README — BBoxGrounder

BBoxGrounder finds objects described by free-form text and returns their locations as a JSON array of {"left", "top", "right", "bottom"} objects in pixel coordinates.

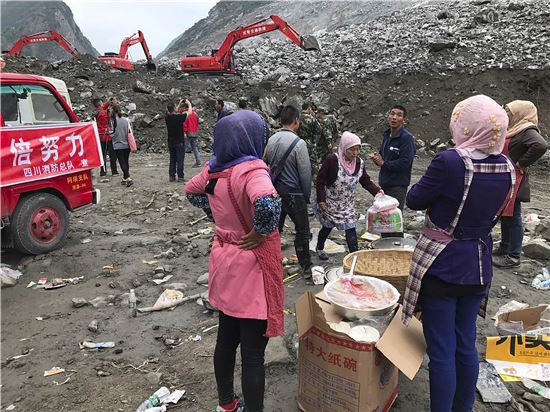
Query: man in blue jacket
[{"left": 370, "top": 105, "right": 416, "bottom": 210}]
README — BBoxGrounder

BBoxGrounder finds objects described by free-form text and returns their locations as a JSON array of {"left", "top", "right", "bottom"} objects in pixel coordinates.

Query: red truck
[{"left": 1, "top": 73, "right": 103, "bottom": 254}]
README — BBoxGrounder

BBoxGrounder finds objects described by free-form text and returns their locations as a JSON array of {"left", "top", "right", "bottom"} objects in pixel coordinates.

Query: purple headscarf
[{"left": 208, "top": 110, "right": 267, "bottom": 173}]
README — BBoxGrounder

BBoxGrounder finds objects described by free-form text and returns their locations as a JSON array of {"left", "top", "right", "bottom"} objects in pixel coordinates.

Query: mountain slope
[
  {"left": 0, "top": 0, "right": 98, "bottom": 60},
  {"left": 158, "top": 0, "right": 416, "bottom": 58}
]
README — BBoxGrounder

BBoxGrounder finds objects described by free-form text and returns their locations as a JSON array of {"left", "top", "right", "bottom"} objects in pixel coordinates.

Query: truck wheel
[{"left": 12, "top": 193, "right": 69, "bottom": 255}]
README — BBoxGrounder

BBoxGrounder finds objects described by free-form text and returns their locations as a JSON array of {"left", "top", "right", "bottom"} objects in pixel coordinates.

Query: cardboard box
[
  {"left": 487, "top": 305, "right": 550, "bottom": 381},
  {"left": 296, "top": 291, "right": 426, "bottom": 412}
]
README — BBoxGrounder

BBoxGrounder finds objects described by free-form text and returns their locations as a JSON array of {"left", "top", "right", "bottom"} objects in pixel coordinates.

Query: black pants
[
  {"left": 115, "top": 149, "right": 130, "bottom": 179},
  {"left": 380, "top": 185, "right": 407, "bottom": 238},
  {"left": 278, "top": 194, "right": 312, "bottom": 271},
  {"left": 100, "top": 140, "right": 118, "bottom": 175},
  {"left": 317, "top": 226, "right": 358, "bottom": 253},
  {"left": 169, "top": 142, "right": 185, "bottom": 178},
  {"left": 214, "top": 312, "right": 268, "bottom": 412}
]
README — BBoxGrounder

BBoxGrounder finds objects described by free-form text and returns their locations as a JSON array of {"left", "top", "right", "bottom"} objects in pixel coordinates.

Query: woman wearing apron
[
  {"left": 402, "top": 95, "right": 514, "bottom": 412},
  {"left": 314, "top": 132, "right": 382, "bottom": 259},
  {"left": 493, "top": 100, "right": 548, "bottom": 268}
]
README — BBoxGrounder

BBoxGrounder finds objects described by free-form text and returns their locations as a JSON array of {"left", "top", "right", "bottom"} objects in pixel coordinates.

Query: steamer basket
[{"left": 342, "top": 249, "right": 412, "bottom": 301}]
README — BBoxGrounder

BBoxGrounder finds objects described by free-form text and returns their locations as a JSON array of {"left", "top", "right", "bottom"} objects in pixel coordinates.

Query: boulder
[
  {"left": 429, "top": 39, "right": 457, "bottom": 52},
  {"left": 259, "top": 96, "right": 281, "bottom": 118},
  {"left": 132, "top": 79, "right": 154, "bottom": 94},
  {"left": 523, "top": 239, "right": 550, "bottom": 260}
]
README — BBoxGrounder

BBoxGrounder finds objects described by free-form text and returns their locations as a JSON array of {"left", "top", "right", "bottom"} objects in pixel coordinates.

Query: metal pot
[
  {"left": 371, "top": 237, "right": 416, "bottom": 250},
  {"left": 324, "top": 275, "right": 400, "bottom": 320}
]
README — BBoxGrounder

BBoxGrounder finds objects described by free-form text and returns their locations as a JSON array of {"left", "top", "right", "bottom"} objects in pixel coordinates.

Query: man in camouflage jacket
[
  {"left": 316, "top": 108, "right": 339, "bottom": 163},
  {"left": 298, "top": 102, "right": 322, "bottom": 172}
]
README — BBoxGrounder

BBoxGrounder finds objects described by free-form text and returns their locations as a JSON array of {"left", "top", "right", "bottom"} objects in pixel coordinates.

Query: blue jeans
[
  {"left": 169, "top": 142, "right": 185, "bottom": 178},
  {"left": 499, "top": 200, "right": 522, "bottom": 258},
  {"left": 188, "top": 136, "right": 201, "bottom": 165},
  {"left": 420, "top": 293, "right": 484, "bottom": 412}
]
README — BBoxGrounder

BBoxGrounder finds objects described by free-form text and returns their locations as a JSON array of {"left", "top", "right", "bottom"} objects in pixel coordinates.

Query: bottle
[
  {"left": 135, "top": 387, "right": 169, "bottom": 411},
  {"left": 129, "top": 289, "right": 137, "bottom": 317}
]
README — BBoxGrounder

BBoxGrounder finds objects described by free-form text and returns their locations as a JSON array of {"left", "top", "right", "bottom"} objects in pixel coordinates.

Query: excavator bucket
[
  {"left": 146, "top": 61, "right": 157, "bottom": 72},
  {"left": 301, "top": 35, "right": 320, "bottom": 51}
]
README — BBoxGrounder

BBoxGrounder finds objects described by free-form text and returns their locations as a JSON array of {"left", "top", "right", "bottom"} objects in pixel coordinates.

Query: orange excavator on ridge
[
  {"left": 179, "top": 15, "right": 320, "bottom": 75},
  {"left": 98, "top": 30, "right": 156, "bottom": 71}
]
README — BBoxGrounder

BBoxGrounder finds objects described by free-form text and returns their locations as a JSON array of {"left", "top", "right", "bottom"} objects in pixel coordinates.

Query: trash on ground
[
  {"left": 311, "top": 266, "right": 325, "bottom": 285},
  {"left": 360, "top": 231, "right": 380, "bottom": 242},
  {"left": 136, "top": 386, "right": 170, "bottom": 411},
  {"left": 44, "top": 367, "right": 65, "bottom": 377},
  {"left": 89, "top": 296, "right": 108, "bottom": 308},
  {"left": 81, "top": 238, "right": 92, "bottom": 244},
  {"left": 38, "top": 276, "right": 84, "bottom": 290},
  {"left": 6, "top": 405, "right": 15, "bottom": 411},
  {"left": 522, "top": 378, "right": 550, "bottom": 399},
  {"left": 202, "top": 324, "right": 218, "bottom": 333},
  {"left": 142, "top": 260, "right": 159, "bottom": 265},
  {"left": 476, "top": 362, "right": 512, "bottom": 403},
  {"left": 153, "top": 248, "right": 177, "bottom": 259},
  {"left": 309, "top": 229, "right": 346, "bottom": 254},
  {"left": 138, "top": 290, "right": 201, "bottom": 313},
  {"left": 102, "top": 264, "right": 114, "bottom": 270},
  {"left": 26, "top": 281, "right": 36, "bottom": 288},
  {"left": 492, "top": 300, "right": 530, "bottom": 321},
  {"left": 150, "top": 275, "right": 173, "bottom": 285},
  {"left": 187, "top": 334, "right": 202, "bottom": 342},
  {"left": 79, "top": 341, "right": 115, "bottom": 349},
  {"left": 53, "top": 376, "right": 71, "bottom": 386},
  {"left": 283, "top": 272, "right": 301, "bottom": 284},
  {"left": 0, "top": 267, "right": 24, "bottom": 288},
  {"left": 129, "top": 289, "right": 137, "bottom": 317},
  {"left": 531, "top": 267, "right": 550, "bottom": 290},
  {"left": 9, "top": 348, "right": 33, "bottom": 361}
]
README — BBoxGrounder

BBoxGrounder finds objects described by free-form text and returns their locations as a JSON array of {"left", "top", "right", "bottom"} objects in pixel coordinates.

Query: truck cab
[{"left": 1, "top": 73, "right": 102, "bottom": 254}]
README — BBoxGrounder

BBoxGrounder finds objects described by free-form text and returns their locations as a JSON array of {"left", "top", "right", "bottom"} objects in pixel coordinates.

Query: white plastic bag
[{"left": 371, "top": 193, "right": 399, "bottom": 212}]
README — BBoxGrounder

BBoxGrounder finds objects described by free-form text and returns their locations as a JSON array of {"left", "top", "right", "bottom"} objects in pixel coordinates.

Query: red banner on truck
[{"left": 0, "top": 122, "right": 103, "bottom": 187}]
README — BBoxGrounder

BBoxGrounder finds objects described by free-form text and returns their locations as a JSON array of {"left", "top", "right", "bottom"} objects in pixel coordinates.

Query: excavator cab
[{"left": 301, "top": 35, "right": 321, "bottom": 51}]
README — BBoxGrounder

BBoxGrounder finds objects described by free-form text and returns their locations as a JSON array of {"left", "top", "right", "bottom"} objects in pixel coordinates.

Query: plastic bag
[
  {"left": 371, "top": 193, "right": 399, "bottom": 212},
  {"left": 325, "top": 275, "right": 399, "bottom": 310},
  {"left": 367, "top": 206, "right": 403, "bottom": 234},
  {"left": 128, "top": 122, "right": 138, "bottom": 153}
]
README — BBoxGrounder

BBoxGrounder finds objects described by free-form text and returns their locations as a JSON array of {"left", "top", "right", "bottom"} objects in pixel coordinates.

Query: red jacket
[
  {"left": 184, "top": 111, "right": 199, "bottom": 135},
  {"left": 94, "top": 102, "right": 111, "bottom": 141}
]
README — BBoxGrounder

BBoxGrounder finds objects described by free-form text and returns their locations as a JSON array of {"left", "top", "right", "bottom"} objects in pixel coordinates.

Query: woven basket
[{"left": 342, "top": 249, "right": 412, "bottom": 302}]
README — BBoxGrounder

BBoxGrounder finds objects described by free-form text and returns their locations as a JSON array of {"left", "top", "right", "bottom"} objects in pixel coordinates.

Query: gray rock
[
  {"left": 508, "top": 2, "right": 525, "bottom": 11},
  {"left": 140, "top": 116, "right": 154, "bottom": 127},
  {"left": 72, "top": 298, "right": 88, "bottom": 308},
  {"left": 139, "top": 236, "right": 164, "bottom": 246},
  {"left": 166, "top": 282, "right": 187, "bottom": 291},
  {"left": 437, "top": 10, "right": 451, "bottom": 19},
  {"left": 259, "top": 96, "right": 281, "bottom": 117},
  {"left": 172, "top": 234, "right": 190, "bottom": 245},
  {"left": 132, "top": 79, "right": 154, "bottom": 94},
  {"left": 80, "top": 91, "right": 93, "bottom": 99},
  {"left": 197, "top": 272, "right": 209, "bottom": 285},
  {"left": 436, "top": 143, "right": 447, "bottom": 152},
  {"left": 430, "top": 138, "right": 441, "bottom": 147},
  {"left": 474, "top": 9, "right": 499, "bottom": 24},
  {"left": 145, "top": 372, "right": 162, "bottom": 385},
  {"left": 126, "top": 102, "right": 137, "bottom": 112},
  {"left": 87, "top": 319, "right": 99, "bottom": 332},
  {"left": 523, "top": 239, "right": 550, "bottom": 260},
  {"left": 429, "top": 39, "right": 457, "bottom": 53},
  {"left": 536, "top": 219, "right": 550, "bottom": 241},
  {"left": 265, "top": 336, "right": 292, "bottom": 366}
]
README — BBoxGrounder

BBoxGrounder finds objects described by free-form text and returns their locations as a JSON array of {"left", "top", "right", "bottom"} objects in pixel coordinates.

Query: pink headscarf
[
  {"left": 450, "top": 95, "right": 509, "bottom": 159},
  {"left": 338, "top": 131, "right": 362, "bottom": 175}
]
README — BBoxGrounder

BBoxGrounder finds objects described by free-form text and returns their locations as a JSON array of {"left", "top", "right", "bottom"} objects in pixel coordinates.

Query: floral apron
[
  {"left": 315, "top": 155, "right": 364, "bottom": 230},
  {"left": 402, "top": 149, "right": 515, "bottom": 325}
]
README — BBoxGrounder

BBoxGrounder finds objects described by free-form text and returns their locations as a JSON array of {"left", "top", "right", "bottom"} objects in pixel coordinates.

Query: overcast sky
[{"left": 64, "top": 0, "right": 218, "bottom": 58}]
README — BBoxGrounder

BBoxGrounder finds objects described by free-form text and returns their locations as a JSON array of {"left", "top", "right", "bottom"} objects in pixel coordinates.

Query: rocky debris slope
[
  {"left": 158, "top": 0, "right": 416, "bottom": 59},
  {"left": 228, "top": 0, "right": 550, "bottom": 82},
  {"left": 0, "top": 1, "right": 98, "bottom": 60}
]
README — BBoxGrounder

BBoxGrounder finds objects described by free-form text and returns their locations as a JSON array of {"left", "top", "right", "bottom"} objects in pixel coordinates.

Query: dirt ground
[{"left": 1, "top": 151, "right": 549, "bottom": 412}]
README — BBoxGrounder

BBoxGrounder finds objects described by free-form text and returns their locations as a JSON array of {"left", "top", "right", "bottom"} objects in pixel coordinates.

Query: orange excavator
[
  {"left": 179, "top": 15, "right": 320, "bottom": 74},
  {"left": 5, "top": 30, "right": 79, "bottom": 58},
  {"left": 98, "top": 30, "right": 156, "bottom": 71}
]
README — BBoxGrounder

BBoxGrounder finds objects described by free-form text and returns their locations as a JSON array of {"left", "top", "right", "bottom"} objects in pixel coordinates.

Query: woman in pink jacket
[{"left": 185, "top": 110, "right": 283, "bottom": 412}]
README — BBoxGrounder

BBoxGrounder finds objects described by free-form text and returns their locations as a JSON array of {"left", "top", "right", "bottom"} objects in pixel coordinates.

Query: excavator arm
[
  {"left": 98, "top": 30, "right": 156, "bottom": 71},
  {"left": 214, "top": 15, "right": 319, "bottom": 67},
  {"left": 180, "top": 15, "right": 318, "bottom": 74},
  {"left": 7, "top": 30, "right": 79, "bottom": 58}
]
